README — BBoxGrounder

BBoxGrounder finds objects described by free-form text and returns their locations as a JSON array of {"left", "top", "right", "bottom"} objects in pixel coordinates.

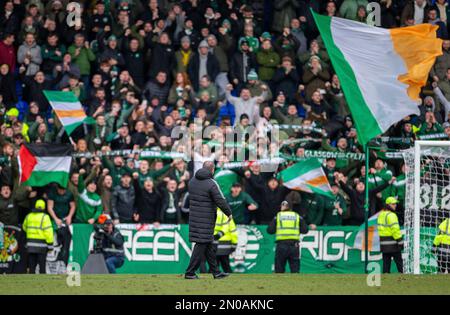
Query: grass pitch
[{"left": 0, "top": 274, "right": 449, "bottom": 295}]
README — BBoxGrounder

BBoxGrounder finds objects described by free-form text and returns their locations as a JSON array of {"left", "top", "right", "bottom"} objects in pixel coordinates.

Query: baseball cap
[
  {"left": 385, "top": 196, "right": 399, "bottom": 205},
  {"left": 35, "top": 199, "right": 46, "bottom": 210}
]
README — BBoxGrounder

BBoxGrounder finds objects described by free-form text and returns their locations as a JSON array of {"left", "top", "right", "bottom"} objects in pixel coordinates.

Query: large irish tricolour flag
[
  {"left": 43, "top": 90, "right": 93, "bottom": 135},
  {"left": 18, "top": 143, "right": 72, "bottom": 188},
  {"left": 312, "top": 12, "right": 442, "bottom": 145}
]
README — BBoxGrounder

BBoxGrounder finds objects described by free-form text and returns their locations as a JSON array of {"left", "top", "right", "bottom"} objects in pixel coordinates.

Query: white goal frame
[{"left": 409, "top": 140, "right": 450, "bottom": 274}]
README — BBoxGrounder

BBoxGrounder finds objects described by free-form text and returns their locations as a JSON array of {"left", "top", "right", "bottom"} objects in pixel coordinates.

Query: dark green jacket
[
  {"left": 323, "top": 194, "right": 347, "bottom": 226},
  {"left": 300, "top": 192, "right": 325, "bottom": 225},
  {"left": 102, "top": 156, "right": 133, "bottom": 186},
  {"left": 225, "top": 192, "right": 258, "bottom": 224},
  {"left": 256, "top": 48, "right": 280, "bottom": 82}
]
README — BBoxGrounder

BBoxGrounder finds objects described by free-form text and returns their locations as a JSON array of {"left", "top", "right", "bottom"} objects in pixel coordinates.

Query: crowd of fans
[{"left": 0, "top": 0, "right": 449, "bottom": 234}]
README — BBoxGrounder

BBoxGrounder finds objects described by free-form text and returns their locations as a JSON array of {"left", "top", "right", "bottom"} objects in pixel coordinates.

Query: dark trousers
[
  {"left": 382, "top": 252, "right": 403, "bottom": 273},
  {"left": 275, "top": 241, "right": 300, "bottom": 273},
  {"left": 217, "top": 255, "right": 232, "bottom": 273},
  {"left": 186, "top": 242, "right": 220, "bottom": 276},
  {"left": 28, "top": 252, "right": 47, "bottom": 274},
  {"left": 57, "top": 226, "right": 72, "bottom": 265}
]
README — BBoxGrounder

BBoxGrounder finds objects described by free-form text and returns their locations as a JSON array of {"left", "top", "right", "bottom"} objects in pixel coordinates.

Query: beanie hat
[
  {"left": 261, "top": 32, "right": 271, "bottom": 40},
  {"left": 107, "top": 35, "right": 117, "bottom": 42},
  {"left": 222, "top": 19, "right": 231, "bottom": 26},
  {"left": 247, "top": 69, "right": 258, "bottom": 81},
  {"left": 198, "top": 40, "right": 209, "bottom": 48},
  {"left": 181, "top": 36, "right": 191, "bottom": 44}
]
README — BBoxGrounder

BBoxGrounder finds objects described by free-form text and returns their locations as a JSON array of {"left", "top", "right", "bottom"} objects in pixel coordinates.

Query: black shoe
[
  {"left": 185, "top": 274, "right": 199, "bottom": 279},
  {"left": 213, "top": 272, "right": 229, "bottom": 279}
]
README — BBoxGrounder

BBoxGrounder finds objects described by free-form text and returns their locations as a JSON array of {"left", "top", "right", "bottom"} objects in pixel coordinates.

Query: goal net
[{"left": 403, "top": 141, "right": 450, "bottom": 274}]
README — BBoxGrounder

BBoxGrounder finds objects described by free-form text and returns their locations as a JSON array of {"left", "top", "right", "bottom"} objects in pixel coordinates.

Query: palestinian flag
[
  {"left": 43, "top": 90, "right": 94, "bottom": 135},
  {"left": 278, "top": 159, "right": 333, "bottom": 198},
  {"left": 18, "top": 143, "right": 72, "bottom": 188},
  {"left": 312, "top": 11, "right": 442, "bottom": 145}
]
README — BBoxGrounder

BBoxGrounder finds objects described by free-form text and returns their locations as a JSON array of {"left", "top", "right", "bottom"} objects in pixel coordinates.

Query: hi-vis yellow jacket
[
  {"left": 377, "top": 209, "right": 403, "bottom": 253},
  {"left": 22, "top": 210, "right": 54, "bottom": 253},
  {"left": 214, "top": 208, "right": 238, "bottom": 254},
  {"left": 433, "top": 219, "right": 450, "bottom": 247}
]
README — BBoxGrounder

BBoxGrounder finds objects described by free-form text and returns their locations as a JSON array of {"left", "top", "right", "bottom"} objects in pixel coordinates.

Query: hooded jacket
[
  {"left": 230, "top": 38, "right": 257, "bottom": 84},
  {"left": 188, "top": 167, "right": 232, "bottom": 243}
]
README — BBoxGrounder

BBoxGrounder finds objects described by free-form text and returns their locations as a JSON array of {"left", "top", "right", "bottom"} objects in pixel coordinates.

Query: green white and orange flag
[
  {"left": 278, "top": 159, "right": 333, "bottom": 198},
  {"left": 312, "top": 11, "right": 443, "bottom": 146},
  {"left": 347, "top": 213, "right": 381, "bottom": 252},
  {"left": 43, "top": 90, "right": 94, "bottom": 135}
]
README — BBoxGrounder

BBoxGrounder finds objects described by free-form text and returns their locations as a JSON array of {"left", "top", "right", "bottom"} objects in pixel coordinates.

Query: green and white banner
[{"left": 70, "top": 224, "right": 397, "bottom": 274}]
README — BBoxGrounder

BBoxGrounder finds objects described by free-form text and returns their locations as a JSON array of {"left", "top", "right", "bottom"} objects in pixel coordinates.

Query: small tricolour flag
[
  {"left": 43, "top": 90, "right": 94, "bottom": 135},
  {"left": 347, "top": 213, "right": 380, "bottom": 252},
  {"left": 312, "top": 11, "right": 442, "bottom": 146},
  {"left": 18, "top": 143, "right": 72, "bottom": 188},
  {"left": 278, "top": 159, "right": 333, "bottom": 198}
]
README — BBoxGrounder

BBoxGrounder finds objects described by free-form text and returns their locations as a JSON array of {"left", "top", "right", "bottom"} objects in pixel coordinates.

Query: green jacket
[
  {"left": 321, "top": 138, "right": 350, "bottom": 169},
  {"left": 75, "top": 175, "right": 102, "bottom": 223},
  {"left": 196, "top": 84, "right": 218, "bottom": 104},
  {"left": 323, "top": 194, "right": 347, "bottom": 226},
  {"left": 256, "top": 48, "right": 280, "bottom": 82},
  {"left": 418, "top": 122, "right": 445, "bottom": 136},
  {"left": 41, "top": 44, "right": 66, "bottom": 64},
  {"left": 28, "top": 121, "right": 55, "bottom": 143},
  {"left": 272, "top": 106, "right": 302, "bottom": 137},
  {"left": 225, "top": 192, "right": 258, "bottom": 224},
  {"left": 105, "top": 103, "right": 134, "bottom": 131},
  {"left": 136, "top": 163, "right": 171, "bottom": 187},
  {"left": 300, "top": 192, "right": 325, "bottom": 225},
  {"left": 367, "top": 168, "right": 393, "bottom": 201},
  {"left": 212, "top": 46, "right": 229, "bottom": 73},
  {"left": 339, "top": 0, "right": 369, "bottom": 20},
  {"left": 102, "top": 156, "right": 133, "bottom": 186},
  {"left": 67, "top": 45, "right": 96, "bottom": 76},
  {"left": 390, "top": 173, "right": 406, "bottom": 203}
]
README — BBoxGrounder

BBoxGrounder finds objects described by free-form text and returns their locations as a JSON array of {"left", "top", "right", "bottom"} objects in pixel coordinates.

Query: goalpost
[{"left": 403, "top": 140, "right": 450, "bottom": 274}]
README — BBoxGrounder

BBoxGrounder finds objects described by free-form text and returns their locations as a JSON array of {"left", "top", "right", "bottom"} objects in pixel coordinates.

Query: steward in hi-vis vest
[
  {"left": 22, "top": 199, "right": 54, "bottom": 274},
  {"left": 213, "top": 208, "right": 238, "bottom": 273},
  {"left": 377, "top": 196, "right": 404, "bottom": 273},
  {"left": 267, "top": 200, "right": 308, "bottom": 273},
  {"left": 433, "top": 218, "right": 450, "bottom": 273}
]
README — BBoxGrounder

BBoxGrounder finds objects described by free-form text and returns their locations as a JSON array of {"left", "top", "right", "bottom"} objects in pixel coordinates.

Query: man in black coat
[
  {"left": 187, "top": 40, "right": 220, "bottom": 92},
  {"left": 185, "top": 161, "right": 232, "bottom": 279}
]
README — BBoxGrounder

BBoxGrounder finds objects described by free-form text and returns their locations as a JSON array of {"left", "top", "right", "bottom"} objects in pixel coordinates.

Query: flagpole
[{"left": 364, "top": 142, "right": 370, "bottom": 273}]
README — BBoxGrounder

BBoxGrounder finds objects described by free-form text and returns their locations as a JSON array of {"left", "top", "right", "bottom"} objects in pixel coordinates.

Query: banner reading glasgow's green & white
[{"left": 70, "top": 224, "right": 401, "bottom": 273}]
